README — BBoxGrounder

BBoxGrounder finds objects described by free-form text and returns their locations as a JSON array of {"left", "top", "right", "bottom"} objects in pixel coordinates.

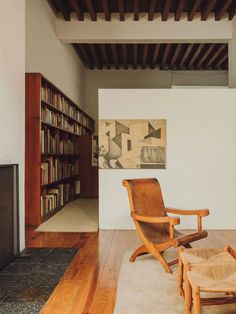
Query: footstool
[
  {"left": 185, "top": 263, "right": 236, "bottom": 314},
  {"left": 178, "top": 246, "right": 236, "bottom": 314},
  {"left": 178, "top": 246, "right": 236, "bottom": 296}
]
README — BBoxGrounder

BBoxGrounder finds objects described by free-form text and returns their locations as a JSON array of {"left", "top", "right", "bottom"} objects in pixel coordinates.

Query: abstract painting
[{"left": 99, "top": 119, "right": 166, "bottom": 169}]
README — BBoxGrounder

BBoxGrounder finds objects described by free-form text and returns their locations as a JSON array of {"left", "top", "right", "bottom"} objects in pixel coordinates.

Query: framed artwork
[
  {"left": 99, "top": 119, "right": 166, "bottom": 169},
  {"left": 92, "top": 135, "right": 98, "bottom": 167}
]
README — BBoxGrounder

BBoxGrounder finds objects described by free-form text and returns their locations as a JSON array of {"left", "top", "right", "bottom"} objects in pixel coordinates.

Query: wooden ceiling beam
[
  {"left": 179, "top": 44, "right": 194, "bottom": 68},
  {"left": 229, "top": 2, "right": 236, "bottom": 20},
  {"left": 214, "top": 51, "right": 228, "bottom": 68},
  {"left": 142, "top": 45, "right": 149, "bottom": 69},
  {"left": 111, "top": 45, "right": 120, "bottom": 69},
  {"left": 188, "top": 0, "right": 201, "bottom": 21},
  {"left": 161, "top": 44, "right": 171, "bottom": 68},
  {"left": 196, "top": 44, "right": 215, "bottom": 68},
  {"left": 77, "top": 45, "right": 93, "bottom": 69},
  {"left": 215, "top": 0, "right": 232, "bottom": 20},
  {"left": 170, "top": 44, "right": 182, "bottom": 68},
  {"left": 148, "top": 0, "right": 157, "bottom": 21},
  {"left": 100, "top": 45, "right": 110, "bottom": 69},
  {"left": 117, "top": 0, "right": 125, "bottom": 21},
  {"left": 101, "top": 0, "right": 111, "bottom": 21},
  {"left": 175, "top": 0, "right": 185, "bottom": 21},
  {"left": 151, "top": 44, "right": 160, "bottom": 69},
  {"left": 134, "top": 0, "right": 139, "bottom": 21},
  {"left": 88, "top": 44, "right": 102, "bottom": 69},
  {"left": 86, "top": 0, "right": 97, "bottom": 21},
  {"left": 70, "top": 0, "right": 83, "bottom": 21},
  {"left": 54, "top": 0, "right": 70, "bottom": 21},
  {"left": 201, "top": 0, "right": 217, "bottom": 21},
  {"left": 72, "top": 44, "right": 86, "bottom": 66},
  {"left": 204, "top": 44, "right": 227, "bottom": 68},
  {"left": 187, "top": 44, "right": 204, "bottom": 68},
  {"left": 133, "top": 44, "right": 138, "bottom": 69},
  {"left": 162, "top": 0, "right": 172, "bottom": 21},
  {"left": 122, "top": 44, "right": 128, "bottom": 69}
]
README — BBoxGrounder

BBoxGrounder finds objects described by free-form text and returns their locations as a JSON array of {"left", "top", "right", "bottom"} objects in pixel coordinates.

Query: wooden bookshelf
[{"left": 25, "top": 73, "right": 95, "bottom": 227}]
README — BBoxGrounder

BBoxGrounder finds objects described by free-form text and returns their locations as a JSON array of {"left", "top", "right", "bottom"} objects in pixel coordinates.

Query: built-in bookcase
[{"left": 25, "top": 73, "right": 95, "bottom": 226}]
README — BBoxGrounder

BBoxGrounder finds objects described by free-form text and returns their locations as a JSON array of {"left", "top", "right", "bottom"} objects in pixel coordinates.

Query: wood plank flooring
[{"left": 26, "top": 228, "right": 236, "bottom": 314}]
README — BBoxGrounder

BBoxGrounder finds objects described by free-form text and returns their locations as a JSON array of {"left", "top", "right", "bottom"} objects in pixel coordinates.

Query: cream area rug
[
  {"left": 114, "top": 250, "right": 236, "bottom": 314},
  {"left": 36, "top": 198, "right": 98, "bottom": 232}
]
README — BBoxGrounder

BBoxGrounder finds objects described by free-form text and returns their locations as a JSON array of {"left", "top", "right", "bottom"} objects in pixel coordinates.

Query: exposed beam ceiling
[
  {"left": 50, "top": 1, "right": 230, "bottom": 72},
  {"left": 49, "top": 0, "right": 236, "bottom": 21},
  {"left": 73, "top": 43, "right": 228, "bottom": 71}
]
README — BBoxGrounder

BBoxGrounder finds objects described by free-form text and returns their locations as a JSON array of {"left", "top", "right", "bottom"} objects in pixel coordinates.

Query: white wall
[
  {"left": 86, "top": 69, "right": 228, "bottom": 124},
  {"left": 0, "top": 0, "right": 25, "bottom": 249},
  {"left": 26, "top": 0, "right": 86, "bottom": 109},
  {"left": 99, "top": 89, "right": 236, "bottom": 230}
]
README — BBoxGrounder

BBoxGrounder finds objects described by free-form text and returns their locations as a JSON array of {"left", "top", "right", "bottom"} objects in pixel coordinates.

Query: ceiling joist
[
  {"left": 69, "top": 0, "right": 83, "bottom": 21},
  {"left": 201, "top": 0, "right": 217, "bottom": 21},
  {"left": 101, "top": 0, "right": 111, "bottom": 21},
  {"left": 86, "top": 0, "right": 97, "bottom": 21},
  {"left": 117, "top": 0, "right": 125, "bottom": 21},
  {"left": 175, "top": 0, "right": 185, "bottom": 21}
]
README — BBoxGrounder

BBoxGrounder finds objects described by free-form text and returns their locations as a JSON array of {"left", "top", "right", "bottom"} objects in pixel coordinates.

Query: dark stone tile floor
[{"left": 0, "top": 247, "right": 78, "bottom": 314}]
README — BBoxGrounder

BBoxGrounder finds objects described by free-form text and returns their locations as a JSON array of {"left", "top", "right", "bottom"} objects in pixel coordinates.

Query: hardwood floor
[{"left": 26, "top": 228, "right": 236, "bottom": 314}]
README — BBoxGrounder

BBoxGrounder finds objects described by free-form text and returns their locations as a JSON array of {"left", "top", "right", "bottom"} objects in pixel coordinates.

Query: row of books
[
  {"left": 41, "top": 106, "right": 84, "bottom": 135},
  {"left": 82, "top": 115, "right": 94, "bottom": 130},
  {"left": 41, "top": 158, "right": 79, "bottom": 185},
  {"left": 41, "top": 127, "right": 79, "bottom": 155},
  {"left": 40, "top": 180, "right": 80, "bottom": 217},
  {"left": 41, "top": 85, "right": 81, "bottom": 121}
]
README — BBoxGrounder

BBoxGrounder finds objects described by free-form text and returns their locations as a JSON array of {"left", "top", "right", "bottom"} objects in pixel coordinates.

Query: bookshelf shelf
[
  {"left": 41, "top": 153, "right": 80, "bottom": 157},
  {"left": 41, "top": 175, "right": 80, "bottom": 188},
  {"left": 41, "top": 121, "right": 82, "bottom": 137},
  {"left": 41, "top": 100, "right": 93, "bottom": 131},
  {"left": 25, "top": 73, "right": 95, "bottom": 227}
]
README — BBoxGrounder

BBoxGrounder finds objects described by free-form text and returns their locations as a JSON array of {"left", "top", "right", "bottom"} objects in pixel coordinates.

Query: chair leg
[
  {"left": 129, "top": 245, "right": 149, "bottom": 262},
  {"left": 193, "top": 286, "right": 201, "bottom": 314},
  {"left": 178, "top": 254, "right": 184, "bottom": 296},
  {"left": 152, "top": 251, "right": 172, "bottom": 273},
  {"left": 184, "top": 264, "right": 192, "bottom": 314}
]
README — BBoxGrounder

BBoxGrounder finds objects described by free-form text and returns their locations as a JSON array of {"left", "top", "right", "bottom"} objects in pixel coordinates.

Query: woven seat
[
  {"left": 178, "top": 246, "right": 236, "bottom": 297},
  {"left": 178, "top": 246, "right": 236, "bottom": 314},
  {"left": 187, "top": 263, "right": 236, "bottom": 292},
  {"left": 181, "top": 247, "right": 236, "bottom": 265}
]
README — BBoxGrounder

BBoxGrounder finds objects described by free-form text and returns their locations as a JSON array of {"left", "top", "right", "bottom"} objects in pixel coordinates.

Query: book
[{"left": 40, "top": 181, "right": 77, "bottom": 218}]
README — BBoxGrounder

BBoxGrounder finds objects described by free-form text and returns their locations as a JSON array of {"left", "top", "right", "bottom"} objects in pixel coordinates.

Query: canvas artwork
[{"left": 99, "top": 119, "right": 166, "bottom": 169}]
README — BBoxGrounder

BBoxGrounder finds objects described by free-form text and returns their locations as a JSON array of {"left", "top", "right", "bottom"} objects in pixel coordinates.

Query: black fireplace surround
[{"left": 0, "top": 164, "right": 19, "bottom": 269}]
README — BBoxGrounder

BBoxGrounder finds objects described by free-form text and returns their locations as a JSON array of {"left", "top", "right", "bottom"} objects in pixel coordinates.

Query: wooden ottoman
[
  {"left": 178, "top": 246, "right": 236, "bottom": 314},
  {"left": 185, "top": 263, "right": 236, "bottom": 314},
  {"left": 178, "top": 246, "right": 236, "bottom": 296}
]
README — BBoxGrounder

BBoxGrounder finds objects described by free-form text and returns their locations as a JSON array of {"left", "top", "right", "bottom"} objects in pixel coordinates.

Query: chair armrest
[
  {"left": 131, "top": 213, "right": 180, "bottom": 225},
  {"left": 165, "top": 208, "right": 209, "bottom": 217}
]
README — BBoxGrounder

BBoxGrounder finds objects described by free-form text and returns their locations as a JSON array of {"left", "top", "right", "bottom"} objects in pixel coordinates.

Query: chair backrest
[{"left": 122, "top": 178, "right": 166, "bottom": 217}]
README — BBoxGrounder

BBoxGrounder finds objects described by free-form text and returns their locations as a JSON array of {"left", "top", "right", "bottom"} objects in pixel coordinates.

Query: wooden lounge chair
[{"left": 122, "top": 178, "right": 209, "bottom": 273}]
